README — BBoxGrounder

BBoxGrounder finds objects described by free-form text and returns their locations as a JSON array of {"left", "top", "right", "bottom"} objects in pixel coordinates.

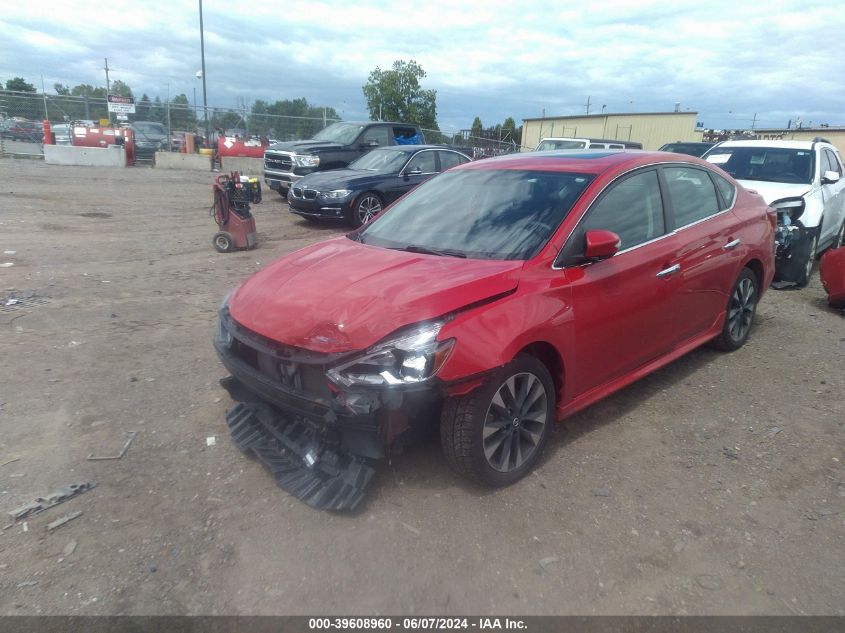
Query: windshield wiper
[{"left": 395, "top": 244, "right": 467, "bottom": 258}]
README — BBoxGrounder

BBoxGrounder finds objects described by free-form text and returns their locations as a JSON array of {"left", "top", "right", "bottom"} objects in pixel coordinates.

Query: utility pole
[
  {"left": 585, "top": 96, "right": 591, "bottom": 115},
  {"left": 199, "top": 0, "right": 210, "bottom": 145},
  {"left": 751, "top": 112, "right": 757, "bottom": 130},
  {"left": 41, "top": 75, "right": 48, "bottom": 121},
  {"left": 104, "top": 57, "right": 112, "bottom": 123}
]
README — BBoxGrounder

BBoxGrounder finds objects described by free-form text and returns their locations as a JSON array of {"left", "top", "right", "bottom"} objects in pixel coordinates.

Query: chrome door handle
[
  {"left": 723, "top": 238, "right": 741, "bottom": 250},
  {"left": 656, "top": 263, "right": 681, "bottom": 278}
]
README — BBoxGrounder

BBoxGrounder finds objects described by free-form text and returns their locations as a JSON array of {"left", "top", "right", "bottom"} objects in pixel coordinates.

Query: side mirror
[
  {"left": 407, "top": 166, "right": 422, "bottom": 175},
  {"left": 360, "top": 141, "right": 379, "bottom": 149},
  {"left": 584, "top": 230, "right": 621, "bottom": 261},
  {"left": 822, "top": 170, "right": 841, "bottom": 184}
]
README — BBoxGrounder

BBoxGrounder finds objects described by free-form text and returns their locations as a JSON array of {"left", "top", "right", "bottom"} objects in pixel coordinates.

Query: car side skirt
[{"left": 556, "top": 314, "right": 724, "bottom": 420}]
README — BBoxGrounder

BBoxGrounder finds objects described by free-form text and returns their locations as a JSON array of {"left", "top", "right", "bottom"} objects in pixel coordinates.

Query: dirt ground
[{"left": 0, "top": 158, "right": 843, "bottom": 616}]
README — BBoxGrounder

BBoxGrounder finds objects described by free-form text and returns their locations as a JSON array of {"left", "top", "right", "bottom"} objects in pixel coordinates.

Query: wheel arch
[
  {"left": 742, "top": 258, "right": 764, "bottom": 293},
  {"left": 516, "top": 340, "right": 564, "bottom": 404}
]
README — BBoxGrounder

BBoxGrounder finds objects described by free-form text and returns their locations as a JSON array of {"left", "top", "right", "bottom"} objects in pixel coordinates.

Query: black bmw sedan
[{"left": 287, "top": 145, "right": 471, "bottom": 227}]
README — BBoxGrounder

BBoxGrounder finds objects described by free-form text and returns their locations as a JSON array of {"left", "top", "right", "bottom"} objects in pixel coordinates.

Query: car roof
[
  {"left": 716, "top": 139, "right": 815, "bottom": 150},
  {"left": 456, "top": 150, "right": 711, "bottom": 175},
  {"left": 370, "top": 144, "right": 456, "bottom": 151}
]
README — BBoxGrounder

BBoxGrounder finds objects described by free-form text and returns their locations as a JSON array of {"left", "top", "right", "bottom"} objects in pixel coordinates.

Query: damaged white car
[{"left": 704, "top": 139, "right": 845, "bottom": 286}]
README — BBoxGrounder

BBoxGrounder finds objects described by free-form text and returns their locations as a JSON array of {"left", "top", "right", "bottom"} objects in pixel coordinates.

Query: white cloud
[{"left": 2, "top": 0, "right": 845, "bottom": 131}]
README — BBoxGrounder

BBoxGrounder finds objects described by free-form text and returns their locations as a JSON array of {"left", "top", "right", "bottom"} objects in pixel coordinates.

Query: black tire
[
  {"left": 833, "top": 220, "right": 845, "bottom": 251},
  {"left": 350, "top": 192, "right": 383, "bottom": 228},
  {"left": 440, "top": 354, "right": 555, "bottom": 486},
  {"left": 710, "top": 267, "right": 759, "bottom": 351},
  {"left": 795, "top": 231, "right": 819, "bottom": 288},
  {"left": 213, "top": 231, "right": 234, "bottom": 253}
]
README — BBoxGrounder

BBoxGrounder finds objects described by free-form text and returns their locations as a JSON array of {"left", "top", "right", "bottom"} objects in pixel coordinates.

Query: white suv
[{"left": 704, "top": 139, "right": 845, "bottom": 286}]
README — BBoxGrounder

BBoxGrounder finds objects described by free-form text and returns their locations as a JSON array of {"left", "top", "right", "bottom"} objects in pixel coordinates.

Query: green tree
[
  {"left": 54, "top": 83, "right": 70, "bottom": 96},
  {"left": 5, "top": 77, "right": 36, "bottom": 92},
  {"left": 134, "top": 94, "right": 151, "bottom": 121},
  {"left": 148, "top": 97, "right": 165, "bottom": 123},
  {"left": 362, "top": 60, "right": 438, "bottom": 131},
  {"left": 470, "top": 117, "right": 483, "bottom": 137},
  {"left": 109, "top": 80, "right": 133, "bottom": 98},
  {"left": 169, "top": 94, "right": 196, "bottom": 130}
]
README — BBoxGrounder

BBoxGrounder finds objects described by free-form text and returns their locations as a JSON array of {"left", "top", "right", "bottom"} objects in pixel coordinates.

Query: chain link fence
[{"left": 0, "top": 89, "right": 520, "bottom": 160}]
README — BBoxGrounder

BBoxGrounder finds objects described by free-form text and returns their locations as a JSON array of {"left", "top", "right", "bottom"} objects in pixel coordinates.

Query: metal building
[
  {"left": 751, "top": 127, "right": 845, "bottom": 158},
  {"left": 521, "top": 112, "right": 702, "bottom": 151}
]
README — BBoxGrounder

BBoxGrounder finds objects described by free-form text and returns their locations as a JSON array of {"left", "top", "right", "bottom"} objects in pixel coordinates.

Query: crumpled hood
[
  {"left": 267, "top": 140, "right": 341, "bottom": 154},
  {"left": 229, "top": 237, "right": 523, "bottom": 353},
  {"left": 737, "top": 180, "right": 812, "bottom": 205}
]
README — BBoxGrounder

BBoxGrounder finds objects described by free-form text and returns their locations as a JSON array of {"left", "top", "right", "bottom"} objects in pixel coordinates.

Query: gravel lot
[{"left": 0, "top": 158, "right": 843, "bottom": 615}]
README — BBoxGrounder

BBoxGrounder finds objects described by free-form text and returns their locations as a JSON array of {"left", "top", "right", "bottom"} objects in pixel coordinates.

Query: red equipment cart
[{"left": 210, "top": 172, "right": 261, "bottom": 253}]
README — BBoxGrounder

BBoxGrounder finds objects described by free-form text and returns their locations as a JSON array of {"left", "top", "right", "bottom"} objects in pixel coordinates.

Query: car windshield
[
  {"left": 357, "top": 169, "right": 593, "bottom": 260},
  {"left": 705, "top": 146, "right": 815, "bottom": 184},
  {"left": 660, "top": 143, "right": 711, "bottom": 157},
  {"left": 349, "top": 149, "right": 410, "bottom": 172},
  {"left": 313, "top": 122, "right": 364, "bottom": 144},
  {"left": 134, "top": 122, "right": 166, "bottom": 136},
  {"left": 537, "top": 140, "right": 587, "bottom": 150}
]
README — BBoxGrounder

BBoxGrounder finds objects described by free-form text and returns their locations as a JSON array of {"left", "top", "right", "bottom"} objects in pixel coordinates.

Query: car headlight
[
  {"left": 320, "top": 189, "right": 352, "bottom": 200},
  {"left": 771, "top": 197, "right": 806, "bottom": 222},
  {"left": 327, "top": 321, "right": 455, "bottom": 387},
  {"left": 294, "top": 154, "right": 320, "bottom": 168}
]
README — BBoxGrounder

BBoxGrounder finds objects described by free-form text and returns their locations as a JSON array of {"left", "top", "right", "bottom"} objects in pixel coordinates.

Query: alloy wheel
[
  {"left": 482, "top": 372, "right": 548, "bottom": 472},
  {"left": 727, "top": 277, "right": 756, "bottom": 342},
  {"left": 357, "top": 195, "right": 382, "bottom": 224}
]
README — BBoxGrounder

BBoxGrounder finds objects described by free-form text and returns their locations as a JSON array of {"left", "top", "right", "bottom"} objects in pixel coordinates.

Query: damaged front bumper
[{"left": 213, "top": 308, "right": 443, "bottom": 509}]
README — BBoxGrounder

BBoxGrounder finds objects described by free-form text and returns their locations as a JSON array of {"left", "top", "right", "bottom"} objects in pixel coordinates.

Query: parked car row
[{"left": 0, "top": 119, "right": 42, "bottom": 142}]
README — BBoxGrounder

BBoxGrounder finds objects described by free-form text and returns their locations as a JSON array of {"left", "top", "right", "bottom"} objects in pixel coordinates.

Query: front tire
[
  {"left": 833, "top": 219, "right": 845, "bottom": 250},
  {"left": 710, "top": 267, "right": 758, "bottom": 351},
  {"left": 351, "top": 192, "right": 383, "bottom": 228},
  {"left": 795, "top": 231, "right": 819, "bottom": 288},
  {"left": 440, "top": 355, "right": 555, "bottom": 486}
]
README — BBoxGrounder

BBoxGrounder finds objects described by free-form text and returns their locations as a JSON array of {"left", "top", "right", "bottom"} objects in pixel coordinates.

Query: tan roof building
[{"left": 522, "top": 111, "right": 702, "bottom": 151}]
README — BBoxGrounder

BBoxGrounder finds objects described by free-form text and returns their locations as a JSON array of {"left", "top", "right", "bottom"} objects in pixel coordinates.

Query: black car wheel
[
  {"left": 213, "top": 231, "right": 234, "bottom": 253},
  {"left": 833, "top": 220, "right": 845, "bottom": 250},
  {"left": 796, "top": 232, "right": 819, "bottom": 287},
  {"left": 351, "top": 192, "right": 383, "bottom": 228},
  {"left": 710, "top": 267, "right": 758, "bottom": 351},
  {"left": 441, "top": 354, "right": 555, "bottom": 486}
]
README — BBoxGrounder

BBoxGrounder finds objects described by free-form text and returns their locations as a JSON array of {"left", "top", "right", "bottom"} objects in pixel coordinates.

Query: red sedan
[{"left": 215, "top": 150, "right": 775, "bottom": 509}]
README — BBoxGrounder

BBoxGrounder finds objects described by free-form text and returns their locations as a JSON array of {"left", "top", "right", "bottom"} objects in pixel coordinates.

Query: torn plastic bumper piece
[{"left": 225, "top": 402, "right": 375, "bottom": 511}]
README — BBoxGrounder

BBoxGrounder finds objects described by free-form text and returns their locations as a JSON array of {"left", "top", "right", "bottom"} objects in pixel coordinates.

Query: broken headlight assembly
[
  {"left": 771, "top": 197, "right": 806, "bottom": 222},
  {"left": 771, "top": 197, "right": 806, "bottom": 254},
  {"left": 327, "top": 321, "right": 455, "bottom": 387}
]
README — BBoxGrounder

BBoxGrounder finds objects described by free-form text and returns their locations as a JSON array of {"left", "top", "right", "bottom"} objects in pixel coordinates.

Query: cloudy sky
[{"left": 2, "top": 0, "right": 844, "bottom": 133}]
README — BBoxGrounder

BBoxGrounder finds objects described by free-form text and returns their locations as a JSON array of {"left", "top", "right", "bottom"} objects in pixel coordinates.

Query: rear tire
[
  {"left": 213, "top": 231, "right": 234, "bottom": 253},
  {"left": 440, "top": 355, "right": 555, "bottom": 486},
  {"left": 710, "top": 267, "right": 758, "bottom": 351}
]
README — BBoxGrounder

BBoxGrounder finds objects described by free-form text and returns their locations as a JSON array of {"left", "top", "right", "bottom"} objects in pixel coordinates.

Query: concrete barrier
[
  {"left": 221, "top": 156, "right": 264, "bottom": 176},
  {"left": 44, "top": 144, "right": 126, "bottom": 167},
  {"left": 154, "top": 152, "right": 213, "bottom": 171}
]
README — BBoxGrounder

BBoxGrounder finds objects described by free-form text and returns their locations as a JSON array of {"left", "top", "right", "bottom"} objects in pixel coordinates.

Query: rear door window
[
  {"left": 711, "top": 172, "right": 736, "bottom": 208},
  {"left": 823, "top": 149, "right": 842, "bottom": 176},
  {"left": 439, "top": 151, "right": 469, "bottom": 171},
  {"left": 663, "top": 166, "right": 721, "bottom": 228}
]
